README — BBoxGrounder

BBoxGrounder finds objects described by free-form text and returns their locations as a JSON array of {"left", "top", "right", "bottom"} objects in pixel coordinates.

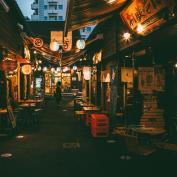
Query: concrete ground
[{"left": 0, "top": 96, "right": 177, "bottom": 177}]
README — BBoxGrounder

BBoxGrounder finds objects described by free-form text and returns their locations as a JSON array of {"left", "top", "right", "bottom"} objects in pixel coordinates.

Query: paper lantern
[
  {"left": 22, "top": 64, "right": 32, "bottom": 75},
  {"left": 43, "top": 67, "right": 47, "bottom": 72},
  {"left": 51, "top": 68, "right": 55, "bottom": 72},
  {"left": 76, "top": 39, "right": 85, "bottom": 50},
  {"left": 83, "top": 67, "right": 91, "bottom": 80},
  {"left": 63, "top": 67, "right": 69, "bottom": 72},
  {"left": 57, "top": 67, "right": 61, "bottom": 72},
  {"left": 38, "top": 66, "right": 42, "bottom": 71},
  {"left": 50, "top": 41, "right": 60, "bottom": 51},
  {"left": 73, "top": 65, "right": 77, "bottom": 71}
]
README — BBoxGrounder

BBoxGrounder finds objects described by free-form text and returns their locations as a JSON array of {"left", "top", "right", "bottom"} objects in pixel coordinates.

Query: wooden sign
[
  {"left": 138, "top": 67, "right": 154, "bottom": 93},
  {"left": 0, "top": 58, "right": 17, "bottom": 72},
  {"left": 93, "top": 50, "right": 102, "bottom": 64},
  {"left": 33, "top": 38, "right": 43, "bottom": 48},
  {"left": 120, "top": 0, "right": 175, "bottom": 35},
  {"left": 154, "top": 66, "right": 165, "bottom": 91},
  {"left": 101, "top": 70, "right": 110, "bottom": 82},
  {"left": 121, "top": 67, "right": 133, "bottom": 83},
  {"left": 51, "top": 31, "right": 63, "bottom": 45},
  {"left": 62, "top": 31, "right": 72, "bottom": 52}
]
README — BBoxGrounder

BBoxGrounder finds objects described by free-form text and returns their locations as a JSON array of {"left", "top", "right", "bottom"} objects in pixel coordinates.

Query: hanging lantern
[
  {"left": 21, "top": 64, "right": 32, "bottom": 75},
  {"left": 38, "top": 66, "right": 42, "bottom": 71},
  {"left": 50, "top": 40, "right": 60, "bottom": 52},
  {"left": 51, "top": 67, "right": 55, "bottom": 72},
  {"left": 57, "top": 67, "right": 61, "bottom": 72},
  {"left": 63, "top": 67, "right": 69, "bottom": 72},
  {"left": 73, "top": 65, "right": 77, "bottom": 71},
  {"left": 83, "top": 67, "right": 91, "bottom": 80},
  {"left": 76, "top": 39, "right": 85, "bottom": 50},
  {"left": 43, "top": 67, "right": 47, "bottom": 72}
]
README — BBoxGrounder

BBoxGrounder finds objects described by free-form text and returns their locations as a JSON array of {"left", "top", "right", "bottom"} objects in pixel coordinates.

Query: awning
[{"left": 65, "top": 0, "right": 127, "bottom": 33}]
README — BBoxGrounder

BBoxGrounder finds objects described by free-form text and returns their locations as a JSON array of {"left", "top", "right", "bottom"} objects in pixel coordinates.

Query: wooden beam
[{"left": 64, "top": 0, "right": 74, "bottom": 37}]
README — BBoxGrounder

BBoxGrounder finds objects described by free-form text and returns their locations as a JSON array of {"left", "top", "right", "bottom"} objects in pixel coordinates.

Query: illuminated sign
[
  {"left": 120, "top": 0, "right": 175, "bottom": 35},
  {"left": 22, "top": 64, "right": 32, "bottom": 75}
]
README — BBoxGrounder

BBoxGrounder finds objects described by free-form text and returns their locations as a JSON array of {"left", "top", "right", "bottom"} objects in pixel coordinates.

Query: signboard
[
  {"left": 138, "top": 67, "right": 154, "bottom": 93},
  {"left": 33, "top": 38, "right": 43, "bottom": 48},
  {"left": 120, "top": 0, "right": 175, "bottom": 35},
  {"left": 62, "top": 31, "right": 72, "bottom": 52},
  {"left": 0, "top": 58, "right": 17, "bottom": 72},
  {"left": 154, "top": 66, "right": 165, "bottom": 91},
  {"left": 24, "top": 46, "right": 31, "bottom": 60},
  {"left": 101, "top": 70, "right": 110, "bottom": 83},
  {"left": 21, "top": 64, "right": 32, "bottom": 75},
  {"left": 121, "top": 67, "right": 133, "bottom": 83},
  {"left": 51, "top": 31, "right": 63, "bottom": 45},
  {"left": 93, "top": 50, "right": 102, "bottom": 64}
]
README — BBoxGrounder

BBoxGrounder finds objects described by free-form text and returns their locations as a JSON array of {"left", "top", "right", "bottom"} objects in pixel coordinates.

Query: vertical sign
[
  {"left": 138, "top": 67, "right": 154, "bottom": 93},
  {"left": 62, "top": 31, "right": 72, "bottom": 52}
]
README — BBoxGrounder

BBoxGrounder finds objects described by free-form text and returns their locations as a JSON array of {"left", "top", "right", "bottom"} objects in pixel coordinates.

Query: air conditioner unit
[{"left": 0, "top": 0, "right": 10, "bottom": 12}]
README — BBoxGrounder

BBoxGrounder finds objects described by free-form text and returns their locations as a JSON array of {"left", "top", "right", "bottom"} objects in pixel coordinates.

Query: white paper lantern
[
  {"left": 73, "top": 66, "right": 77, "bottom": 71},
  {"left": 57, "top": 67, "right": 61, "bottom": 72},
  {"left": 63, "top": 67, "right": 69, "bottom": 72},
  {"left": 43, "top": 67, "right": 47, "bottom": 72},
  {"left": 51, "top": 68, "right": 55, "bottom": 72},
  {"left": 38, "top": 66, "right": 42, "bottom": 71},
  {"left": 50, "top": 41, "right": 60, "bottom": 51},
  {"left": 83, "top": 67, "right": 91, "bottom": 80},
  {"left": 76, "top": 39, "right": 85, "bottom": 50}
]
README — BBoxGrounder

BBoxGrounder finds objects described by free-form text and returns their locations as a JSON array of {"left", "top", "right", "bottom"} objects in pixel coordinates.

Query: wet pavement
[{"left": 0, "top": 96, "right": 177, "bottom": 177}]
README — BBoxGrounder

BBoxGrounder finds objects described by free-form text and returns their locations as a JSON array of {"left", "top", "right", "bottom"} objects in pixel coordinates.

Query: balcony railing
[
  {"left": 31, "top": 15, "right": 39, "bottom": 21},
  {"left": 48, "top": 0, "right": 58, "bottom": 3},
  {"left": 47, "top": 9, "right": 58, "bottom": 14},
  {"left": 31, "top": 3, "right": 38, "bottom": 10}
]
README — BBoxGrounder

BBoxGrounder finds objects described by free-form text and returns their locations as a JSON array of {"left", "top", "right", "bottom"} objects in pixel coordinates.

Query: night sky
[{"left": 16, "top": 0, "right": 33, "bottom": 18}]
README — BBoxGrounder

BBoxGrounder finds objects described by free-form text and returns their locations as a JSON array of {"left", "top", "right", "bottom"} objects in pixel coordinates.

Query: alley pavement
[{"left": 0, "top": 96, "right": 177, "bottom": 177}]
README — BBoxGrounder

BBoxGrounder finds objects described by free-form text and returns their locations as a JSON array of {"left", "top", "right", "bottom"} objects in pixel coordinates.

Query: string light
[{"left": 123, "top": 32, "right": 131, "bottom": 41}]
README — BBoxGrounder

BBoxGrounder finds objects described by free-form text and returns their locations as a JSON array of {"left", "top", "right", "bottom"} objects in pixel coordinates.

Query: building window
[
  {"left": 58, "top": 16, "right": 63, "bottom": 21},
  {"left": 49, "top": 5, "right": 57, "bottom": 10},
  {"left": 49, "top": 16, "right": 57, "bottom": 21},
  {"left": 87, "top": 27, "right": 92, "bottom": 31},
  {"left": 44, "top": 16, "right": 48, "bottom": 20},
  {"left": 44, "top": 5, "right": 47, "bottom": 10},
  {"left": 58, "top": 5, "right": 63, "bottom": 10}
]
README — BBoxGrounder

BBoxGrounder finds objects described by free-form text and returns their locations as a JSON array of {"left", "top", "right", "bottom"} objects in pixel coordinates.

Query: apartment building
[
  {"left": 80, "top": 26, "right": 95, "bottom": 40},
  {"left": 31, "top": 0, "right": 67, "bottom": 21}
]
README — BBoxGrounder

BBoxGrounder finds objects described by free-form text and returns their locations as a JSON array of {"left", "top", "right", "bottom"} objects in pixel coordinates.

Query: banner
[
  {"left": 121, "top": 67, "right": 133, "bottom": 83},
  {"left": 138, "top": 67, "right": 154, "bottom": 93},
  {"left": 101, "top": 70, "right": 110, "bottom": 83},
  {"left": 154, "top": 66, "right": 165, "bottom": 91},
  {"left": 51, "top": 31, "right": 63, "bottom": 45}
]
